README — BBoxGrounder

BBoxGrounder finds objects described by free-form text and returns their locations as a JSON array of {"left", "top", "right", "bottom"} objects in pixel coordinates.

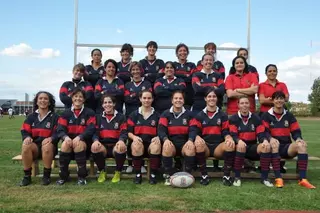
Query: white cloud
[
  {"left": 0, "top": 43, "right": 60, "bottom": 58},
  {"left": 116, "top": 29, "right": 123, "bottom": 34}
]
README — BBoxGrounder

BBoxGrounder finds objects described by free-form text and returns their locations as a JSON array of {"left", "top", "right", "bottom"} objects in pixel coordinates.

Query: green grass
[{"left": 0, "top": 116, "right": 320, "bottom": 213}]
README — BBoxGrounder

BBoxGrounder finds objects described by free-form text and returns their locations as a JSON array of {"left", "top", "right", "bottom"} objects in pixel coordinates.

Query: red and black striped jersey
[
  {"left": 229, "top": 111, "right": 267, "bottom": 144},
  {"left": 117, "top": 61, "right": 132, "bottom": 84},
  {"left": 154, "top": 76, "right": 186, "bottom": 113},
  {"left": 124, "top": 78, "right": 152, "bottom": 116},
  {"left": 139, "top": 58, "right": 165, "bottom": 84},
  {"left": 196, "top": 60, "right": 225, "bottom": 79},
  {"left": 189, "top": 107, "right": 229, "bottom": 144},
  {"left": 21, "top": 110, "right": 59, "bottom": 145},
  {"left": 127, "top": 107, "right": 160, "bottom": 143},
  {"left": 93, "top": 111, "right": 127, "bottom": 144},
  {"left": 59, "top": 79, "right": 93, "bottom": 109},
  {"left": 158, "top": 107, "right": 193, "bottom": 144},
  {"left": 261, "top": 108, "right": 302, "bottom": 144},
  {"left": 56, "top": 106, "right": 96, "bottom": 142},
  {"left": 84, "top": 64, "right": 104, "bottom": 87}
]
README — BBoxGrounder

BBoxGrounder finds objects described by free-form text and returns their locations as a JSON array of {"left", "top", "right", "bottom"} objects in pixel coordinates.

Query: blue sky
[{"left": 0, "top": 0, "right": 320, "bottom": 103}]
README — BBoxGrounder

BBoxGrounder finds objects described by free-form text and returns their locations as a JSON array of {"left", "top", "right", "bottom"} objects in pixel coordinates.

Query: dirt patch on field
[{"left": 111, "top": 211, "right": 320, "bottom": 213}]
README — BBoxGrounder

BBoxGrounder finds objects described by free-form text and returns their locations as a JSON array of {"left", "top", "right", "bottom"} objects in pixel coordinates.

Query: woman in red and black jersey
[
  {"left": 127, "top": 90, "right": 161, "bottom": 184},
  {"left": 56, "top": 89, "right": 96, "bottom": 186},
  {"left": 20, "top": 91, "right": 59, "bottom": 186},
  {"left": 91, "top": 94, "right": 127, "bottom": 183}
]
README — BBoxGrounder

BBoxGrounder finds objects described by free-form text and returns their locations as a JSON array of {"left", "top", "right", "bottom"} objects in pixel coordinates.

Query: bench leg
[
  {"left": 32, "top": 160, "right": 39, "bottom": 177},
  {"left": 89, "top": 160, "right": 95, "bottom": 176}
]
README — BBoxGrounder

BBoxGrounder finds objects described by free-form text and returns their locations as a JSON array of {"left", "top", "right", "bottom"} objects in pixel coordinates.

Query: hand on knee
[
  {"left": 162, "top": 139, "right": 174, "bottom": 157},
  {"left": 23, "top": 137, "right": 33, "bottom": 146},
  {"left": 91, "top": 141, "right": 102, "bottom": 153},
  {"left": 236, "top": 140, "right": 246, "bottom": 153},
  {"left": 42, "top": 137, "right": 53, "bottom": 147},
  {"left": 149, "top": 140, "right": 161, "bottom": 155},
  {"left": 182, "top": 140, "right": 195, "bottom": 156},
  {"left": 115, "top": 140, "right": 127, "bottom": 154},
  {"left": 261, "top": 141, "right": 271, "bottom": 153},
  {"left": 297, "top": 141, "right": 307, "bottom": 153},
  {"left": 195, "top": 139, "right": 205, "bottom": 153},
  {"left": 132, "top": 140, "right": 143, "bottom": 156}
]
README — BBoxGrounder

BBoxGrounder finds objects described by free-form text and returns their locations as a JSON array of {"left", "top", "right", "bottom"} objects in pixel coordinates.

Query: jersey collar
[
  {"left": 202, "top": 107, "right": 219, "bottom": 119},
  {"left": 268, "top": 107, "right": 287, "bottom": 121},
  {"left": 71, "top": 105, "right": 84, "bottom": 118},
  {"left": 102, "top": 110, "right": 118, "bottom": 123},
  {"left": 35, "top": 109, "right": 52, "bottom": 122},
  {"left": 169, "top": 106, "right": 186, "bottom": 119}
]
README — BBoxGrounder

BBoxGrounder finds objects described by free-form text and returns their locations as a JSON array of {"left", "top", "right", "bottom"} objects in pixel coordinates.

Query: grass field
[{"left": 0, "top": 116, "right": 319, "bottom": 213}]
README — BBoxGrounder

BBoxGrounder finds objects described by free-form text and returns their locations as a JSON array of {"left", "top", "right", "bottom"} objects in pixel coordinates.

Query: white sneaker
[
  {"left": 141, "top": 166, "right": 147, "bottom": 174},
  {"left": 233, "top": 178, "right": 241, "bottom": 187},
  {"left": 261, "top": 179, "right": 274, "bottom": 187},
  {"left": 125, "top": 166, "right": 133, "bottom": 173},
  {"left": 163, "top": 174, "right": 171, "bottom": 186}
]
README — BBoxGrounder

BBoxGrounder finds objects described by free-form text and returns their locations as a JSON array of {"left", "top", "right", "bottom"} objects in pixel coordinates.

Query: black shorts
[
  {"left": 35, "top": 143, "right": 58, "bottom": 159},
  {"left": 206, "top": 143, "right": 220, "bottom": 157},
  {"left": 245, "top": 144, "right": 260, "bottom": 160},
  {"left": 173, "top": 142, "right": 186, "bottom": 157},
  {"left": 279, "top": 143, "right": 291, "bottom": 159},
  {"left": 102, "top": 144, "right": 116, "bottom": 158}
]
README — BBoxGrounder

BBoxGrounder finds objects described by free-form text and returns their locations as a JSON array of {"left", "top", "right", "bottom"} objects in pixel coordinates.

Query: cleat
[
  {"left": 222, "top": 176, "right": 233, "bottom": 186},
  {"left": 233, "top": 178, "right": 241, "bottom": 187},
  {"left": 274, "top": 178, "right": 284, "bottom": 188},
  {"left": 261, "top": 179, "right": 273, "bottom": 187},
  {"left": 19, "top": 176, "right": 31, "bottom": 187},
  {"left": 134, "top": 174, "right": 142, "bottom": 184},
  {"left": 97, "top": 171, "right": 106, "bottom": 183},
  {"left": 200, "top": 175, "right": 210, "bottom": 185},
  {"left": 141, "top": 166, "right": 147, "bottom": 174},
  {"left": 111, "top": 171, "right": 121, "bottom": 183},
  {"left": 298, "top": 179, "right": 316, "bottom": 189},
  {"left": 149, "top": 174, "right": 157, "bottom": 185},
  {"left": 56, "top": 179, "right": 67, "bottom": 185},
  {"left": 41, "top": 176, "right": 51, "bottom": 186},
  {"left": 77, "top": 178, "right": 87, "bottom": 185},
  {"left": 163, "top": 174, "right": 171, "bottom": 186},
  {"left": 125, "top": 166, "right": 133, "bottom": 173}
]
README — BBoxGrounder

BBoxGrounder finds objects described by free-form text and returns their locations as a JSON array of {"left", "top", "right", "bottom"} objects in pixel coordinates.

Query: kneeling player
[
  {"left": 158, "top": 91, "right": 195, "bottom": 185},
  {"left": 127, "top": 90, "right": 161, "bottom": 184},
  {"left": 262, "top": 91, "right": 316, "bottom": 189},
  {"left": 91, "top": 94, "right": 127, "bottom": 183},
  {"left": 229, "top": 96, "right": 273, "bottom": 187},
  {"left": 189, "top": 89, "right": 235, "bottom": 186},
  {"left": 56, "top": 89, "right": 96, "bottom": 185},
  {"left": 20, "top": 91, "right": 59, "bottom": 186}
]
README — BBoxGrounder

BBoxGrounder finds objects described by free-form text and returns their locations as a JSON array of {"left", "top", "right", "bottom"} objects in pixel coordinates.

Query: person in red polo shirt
[
  {"left": 258, "top": 64, "right": 289, "bottom": 115},
  {"left": 225, "top": 56, "right": 258, "bottom": 115}
]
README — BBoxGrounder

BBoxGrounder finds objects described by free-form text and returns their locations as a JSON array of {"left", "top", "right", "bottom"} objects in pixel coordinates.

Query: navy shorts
[
  {"left": 206, "top": 143, "right": 220, "bottom": 157},
  {"left": 173, "top": 142, "right": 186, "bottom": 156},
  {"left": 245, "top": 144, "right": 260, "bottom": 160},
  {"left": 103, "top": 144, "right": 116, "bottom": 158},
  {"left": 279, "top": 143, "right": 292, "bottom": 159},
  {"left": 35, "top": 143, "right": 58, "bottom": 159}
]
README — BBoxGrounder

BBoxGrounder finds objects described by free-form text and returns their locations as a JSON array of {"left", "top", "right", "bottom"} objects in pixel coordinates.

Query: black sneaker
[
  {"left": 77, "top": 178, "right": 87, "bottom": 185},
  {"left": 56, "top": 179, "right": 67, "bottom": 185},
  {"left": 200, "top": 175, "right": 210, "bottom": 185},
  {"left": 134, "top": 174, "right": 142, "bottom": 184},
  {"left": 222, "top": 176, "right": 233, "bottom": 186},
  {"left": 19, "top": 176, "right": 31, "bottom": 187},
  {"left": 41, "top": 176, "right": 51, "bottom": 186},
  {"left": 149, "top": 174, "right": 157, "bottom": 185},
  {"left": 281, "top": 166, "right": 287, "bottom": 174}
]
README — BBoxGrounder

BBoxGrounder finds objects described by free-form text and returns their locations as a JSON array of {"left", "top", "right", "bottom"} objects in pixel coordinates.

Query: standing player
[
  {"left": 56, "top": 89, "right": 96, "bottom": 185},
  {"left": 19, "top": 91, "right": 59, "bottom": 186},
  {"left": 173, "top": 43, "right": 196, "bottom": 109},
  {"left": 229, "top": 96, "right": 273, "bottom": 187},
  {"left": 127, "top": 90, "right": 161, "bottom": 184},
  {"left": 95, "top": 59, "right": 125, "bottom": 114},
  {"left": 117, "top": 43, "right": 134, "bottom": 84},
  {"left": 158, "top": 91, "right": 196, "bottom": 185},
  {"left": 262, "top": 91, "right": 316, "bottom": 189},
  {"left": 154, "top": 61, "right": 186, "bottom": 113},
  {"left": 237, "top": 48, "right": 259, "bottom": 81},
  {"left": 59, "top": 63, "right": 94, "bottom": 110},
  {"left": 189, "top": 89, "right": 235, "bottom": 186},
  {"left": 8, "top": 107, "right": 14, "bottom": 119},
  {"left": 196, "top": 42, "right": 226, "bottom": 79},
  {"left": 225, "top": 56, "right": 258, "bottom": 116},
  {"left": 0, "top": 107, "right": 3, "bottom": 118},
  {"left": 91, "top": 94, "right": 127, "bottom": 183},
  {"left": 139, "top": 41, "right": 165, "bottom": 85}
]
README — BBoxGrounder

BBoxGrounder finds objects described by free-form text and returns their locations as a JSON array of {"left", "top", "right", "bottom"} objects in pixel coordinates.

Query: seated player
[
  {"left": 127, "top": 90, "right": 161, "bottom": 184},
  {"left": 117, "top": 43, "right": 134, "bottom": 84},
  {"left": 158, "top": 91, "right": 195, "bottom": 185},
  {"left": 56, "top": 88, "right": 96, "bottom": 185},
  {"left": 229, "top": 96, "right": 273, "bottom": 187},
  {"left": 59, "top": 63, "right": 94, "bottom": 109},
  {"left": 91, "top": 94, "right": 127, "bottom": 183},
  {"left": 19, "top": 91, "right": 59, "bottom": 186},
  {"left": 189, "top": 89, "right": 235, "bottom": 186},
  {"left": 262, "top": 91, "right": 316, "bottom": 189},
  {"left": 154, "top": 61, "right": 186, "bottom": 113}
]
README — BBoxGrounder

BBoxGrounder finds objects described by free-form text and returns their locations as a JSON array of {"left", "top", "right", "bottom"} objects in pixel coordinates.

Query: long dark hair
[
  {"left": 33, "top": 91, "right": 56, "bottom": 112},
  {"left": 229, "top": 56, "right": 249, "bottom": 75}
]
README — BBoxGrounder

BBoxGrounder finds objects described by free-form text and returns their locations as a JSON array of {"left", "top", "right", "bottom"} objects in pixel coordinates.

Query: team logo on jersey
[
  {"left": 81, "top": 119, "right": 85, "bottom": 125},
  {"left": 156, "top": 65, "right": 159, "bottom": 71},
  {"left": 200, "top": 79, "right": 204, "bottom": 82},
  {"left": 212, "top": 77, "right": 216, "bottom": 82},
  {"left": 145, "top": 67, "right": 149, "bottom": 71},
  {"left": 187, "top": 67, "right": 190, "bottom": 72},
  {"left": 284, "top": 120, "right": 289, "bottom": 127},
  {"left": 114, "top": 122, "right": 119, "bottom": 129},
  {"left": 238, "top": 126, "right": 241, "bottom": 131},
  {"left": 174, "top": 83, "right": 178, "bottom": 86},
  {"left": 102, "top": 85, "right": 106, "bottom": 89},
  {"left": 270, "top": 122, "right": 274, "bottom": 126},
  {"left": 69, "top": 120, "right": 73, "bottom": 124},
  {"left": 202, "top": 121, "right": 206, "bottom": 125},
  {"left": 169, "top": 120, "right": 172, "bottom": 125},
  {"left": 137, "top": 120, "right": 141, "bottom": 125},
  {"left": 217, "top": 118, "right": 221, "bottom": 125},
  {"left": 182, "top": 119, "right": 187, "bottom": 125},
  {"left": 46, "top": 122, "right": 51, "bottom": 128},
  {"left": 246, "top": 80, "right": 251, "bottom": 85},
  {"left": 151, "top": 120, "right": 156, "bottom": 126},
  {"left": 251, "top": 124, "right": 255, "bottom": 131},
  {"left": 100, "top": 124, "right": 104, "bottom": 128},
  {"left": 32, "top": 122, "right": 35, "bottom": 127},
  {"left": 130, "top": 88, "right": 133, "bottom": 91},
  {"left": 68, "top": 88, "right": 72, "bottom": 91},
  {"left": 142, "top": 86, "right": 146, "bottom": 90}
]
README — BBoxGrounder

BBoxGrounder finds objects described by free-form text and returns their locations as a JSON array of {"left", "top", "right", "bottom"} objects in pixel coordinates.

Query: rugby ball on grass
[{"left": 170, "top": 172, "right": 195, "bottom": 188}]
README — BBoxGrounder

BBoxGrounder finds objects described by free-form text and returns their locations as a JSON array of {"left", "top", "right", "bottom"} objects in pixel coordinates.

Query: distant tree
[
  {"left": 308, "top": 77, "right": 320, "bottom": 116},
  {"left": 285, "top": 101, "right": 292, "bottom": 111}
]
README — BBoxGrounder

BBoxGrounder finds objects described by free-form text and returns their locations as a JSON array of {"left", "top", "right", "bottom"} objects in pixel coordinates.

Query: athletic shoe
[
  {"left": 261, "top": 179, "right": 273, "bottom": 187},
  {"left": 56, "top": 179, "right": 67, "bottom": 185},
  {"left": 280, "top": 166, "right": 287, "bottom": 173},
  {"left": 111, "top": 171, "right": 121, "bottom": 183},
  {"left": 19, "top": 176, "right": 31, "bottom": 187},
  {"left": 298, "top": 179, "right": 316, "bottom": 189},
  {"left": 163, "top": 174, "right": 171, "bottom": 186},
  {"left": 200, "top": 175, "right": 210, "bottom": 185},
  {"left": 77, "top": 178, "right": 87, "bottom": 185},
  {"left": 141, "top": 166, "right": 147, "bottom": 174},
  {"left": 222, "top": 176, "right": 233, "bottom": 186},
  {"left": 149, "top": 174, "right": 157, "bottom": 185},
  {"left": 274, "top": 178, "right": 284, "bottom": 188},
  {"left": 134, "top": 174, "right": 142, "bottom": 184},
  {"left": 233, "top": 178, "right": 241, "bottom": 187},
  {"left": 41, "top": 176, "right": 51, "bottom": 186},
  {"left": 125, "top": 166, "right": 133, "bottom": 173},
  {"left": 97, "top": 171, "right": 106, "bottom": 183}
]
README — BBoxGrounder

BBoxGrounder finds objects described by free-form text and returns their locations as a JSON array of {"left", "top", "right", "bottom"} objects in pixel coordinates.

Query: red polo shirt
[
  {"left": 225, "top": 72, "right": 258, "bottom": 115},
  {"left": 258, "top": 80, "right": 289, "bottom": 112}
]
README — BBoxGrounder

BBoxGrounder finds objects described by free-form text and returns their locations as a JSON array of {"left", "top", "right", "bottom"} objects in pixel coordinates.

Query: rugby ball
[{"left": 170, "top": 172, "right": 195, "bottom": 188}]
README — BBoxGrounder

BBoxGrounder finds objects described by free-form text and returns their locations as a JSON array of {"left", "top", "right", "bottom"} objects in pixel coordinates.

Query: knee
[
  {"left": 131, "top": 141, "right": 143, "bottom": 156},
  {"left": 21, "top": 144, "right": 32, "bottom": 154},
  {"left": 162, "top": 142, "right": 174, "bottom": 157},
  {"left": 149, "top": 142, "right": 161, "bottom": 155},
  {"left": 114, "top": 141, "right": 127, "bottom": 154},
  {"left": 42, "top": 144, "right": 53, "bottom": 156},
  {"left": 74, "top": 142, "right": 86, "bottom": 153},
  {"left": 236, "top": 145, "right": 246, "bottom": 153},
  {"left": 261, "top": 144, "right": 271, "bottom": 153},
  {"left": 194, "top": 140, "right": 205, "bottom": 153},
  {"left": 91, "top": 142, "right": 100, "bottom": 153},
  {"left": 182, "top": 143, "right": 195, "bottom": 157},
  {"left": 61, "top": 141, "right": 72, "bottom": 152},
  {"left": 297, "top": 142, "right": 307, "bottom": 153}
]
